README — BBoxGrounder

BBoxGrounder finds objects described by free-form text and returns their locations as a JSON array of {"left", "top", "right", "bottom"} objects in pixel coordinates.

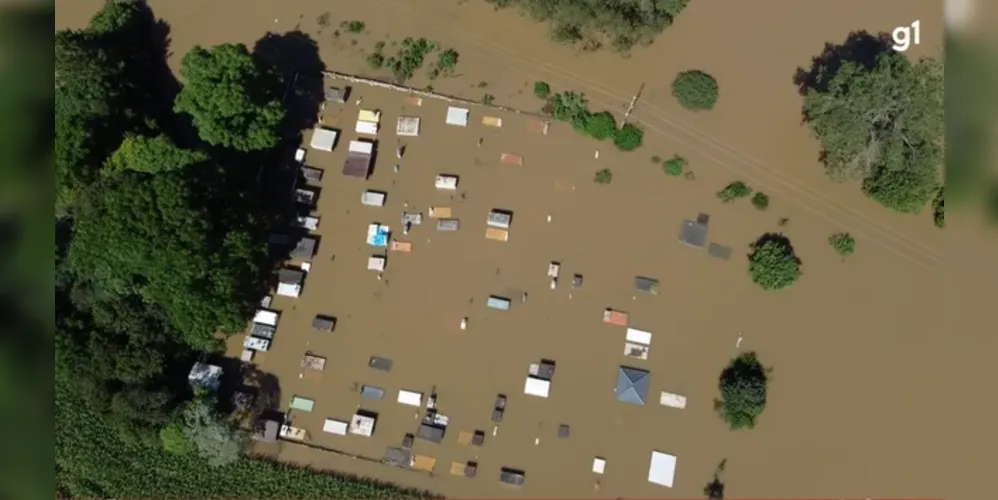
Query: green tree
[
  {"left": 932, "top": 187, "right": 945, "bottom": 228},
  {"left": 800, "top": 37, "right": 942, "bottom": 213},
  {"left": 612, "top": 123, "right": 643, "bottom": 151},
  {"left": 828, "top": 232, "right": 856, "bottom": 259},
  {"left": 717, "top": 181, "right": 752, "bottom": 202},
  {"left": 748, "top": 234, "right": 801, "bottom": 291},
  {"left": 671, "top": 70, "right": 719, "bottom": 111},
  {"left": 662, "top": 155, "right": 687, "bottom": 177},
  {"left": 436, "top": 49, "right": 459, "bottom": 73},
  {"left": 103, "top": 134, "right": 209, "bottom": 175},
  {"left": 584, "top": 111, "right": 616, "bottom": 140},
  {"left": 485, "top": 0, "right": 691, "bottom": 52},
  {"left": 594, "top": 168, "right": 613, "bottom": 184},
  {"left": 181, "top": 398, "right": 248, "bottom": 467},
  {"left": 67, "top": 173, "right": 263, "bottom": 348},
  {"left": 174, "top": 43, "right": 285, "bottom": 151},
  {"left": 88, "top": 0, "right": 143, "bottom": 34},
  {"left": 751, "top": 192, "right": 770, "bottom": 210},
  {"left": 533, "top": 81, "right": 551, "bottom": 99},
  {"left": 160, "top": 423, "right": 194, "bottom": 455},
  {"left": 716, "top": 352, "right": 769, "bottom": 430},
  {"left": 551, "top": 91, "right": 590, "bottom": 128}
]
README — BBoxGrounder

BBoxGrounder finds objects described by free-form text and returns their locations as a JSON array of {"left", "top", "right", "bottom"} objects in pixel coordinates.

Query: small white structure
[
  {"left": 349, "top": 413, "right": 376, "bottom": 437},
  {"left": 459, "top": 317, "right": 468, "bottom": 330},
  {"left": 188, "top": 362, "right": 223, "bottom": 391},
  {"left": 659, "top": 392, "right": 688, "bottom": 409},
  {"left": 445, "top": 106, "right": 469, "bottom": 127},
  {"left": 396, "top": 389, "right": 423, "bottom": 407},
  {"left": 523, "top": 376, "right": 551, "bottom": 398},
  {"left": 322, "top": 418, "right": 349, "bottom": 435},
  {"left": 592, "top": 457, "right": 606, "bottom": 474},
  {"left": 396, "top": 116, "right": 421, "bottom": 136},
  {"left": 253, "top": 309, "right": 279, "bottom": 326},
  {"left": 435, "top": 174, "right": 459, "bottom": 190},
  {"left": 277, "top": 281, "right": 301, "bottom": 298},
  {"left": 355, "top": 120, "right": 378, "bottom": 135},
  {"left": 348, "top": 139, "right": 374, "bottom": 155},
  {"left": 648, "top": 451, "right": 677, "bottom": 488},
  {"left": 294, "top": 148, "right": 306, "bottom": 162},
  {"left": 296, "top": 215, "right": 319, "bottom": 230},
  {"left": 626, "top": 328, "right": 653, "bottom": 346},
  {"left": 243, "top": 336, "right": 271, "bottom": 352},
  {"left": 240, "top": 349, "right": 254, "bottom": 362},
  {"left": 361, "top": 190, "right": 387, "bottom": 207},
  {"left": 367, "top": 255, "right": 386, "bottom": 271},
  {"left": 309, "top": 127, "right": 339, "bottom": 151}
]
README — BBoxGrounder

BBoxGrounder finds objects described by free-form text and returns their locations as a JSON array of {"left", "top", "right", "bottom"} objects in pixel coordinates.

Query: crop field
[{"left": 56, "top": 0, "right": 946, "bottom": 498}]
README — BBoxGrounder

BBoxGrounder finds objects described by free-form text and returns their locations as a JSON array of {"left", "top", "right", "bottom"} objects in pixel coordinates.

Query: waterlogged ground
[{"left": 58, "top": 1, "right": 946, "bottom": 498}]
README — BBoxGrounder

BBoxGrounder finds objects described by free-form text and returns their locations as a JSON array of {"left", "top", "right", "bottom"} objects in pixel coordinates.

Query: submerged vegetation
[
  {"left": 672, "top": 70, "right": 719, "bottom": 111},
  {"left": 716, "top": 352, "right": 769, "bottom": 429},
  {"left": 748, "top": 234, "right": 802, "bottom": 291},
  {"left": 541, "top": 88, "right": 643, "bottom": 151},
  {"left": 485, "top": 0, "right": 692, "bottom": 52}
]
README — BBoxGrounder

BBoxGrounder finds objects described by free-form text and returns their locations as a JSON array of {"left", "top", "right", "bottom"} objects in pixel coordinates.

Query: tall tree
[
  {"left": 801, "top": 37, "right": 942, "bottom": 213},
  {"left": 181, "top": 397, "right": 249, "bottom": 467},
  {"left": 103, "top": 134, "right": 209, "bottom": 175},
  {"left": 174, "top": 44, "right": 284, "bottom": 151}
]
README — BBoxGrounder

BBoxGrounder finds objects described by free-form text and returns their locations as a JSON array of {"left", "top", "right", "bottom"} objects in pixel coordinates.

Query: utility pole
[{"left": 620, "top": 82, "right": 645, "bottom": 129}]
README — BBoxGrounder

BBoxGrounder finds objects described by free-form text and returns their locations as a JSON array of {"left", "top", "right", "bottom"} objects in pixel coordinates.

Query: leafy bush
[
  {"left": 612, "top": 123, "right": 643, "bottom": 151},
  {"left": 716, "top": 352, "right": 769, "bottom": 429},
  {"left": 748, "top": 234, "right": 801, "bottom": 291},
  {"left": 662, "top": 155, "right": 687, "bottom": 176},
  {"left": 366, "top": 52, "right": 385, "bottom": 69},
  {"left": 800, "top": 34, "right": 942, "bottom": 213},
  {"left": 594, "top": 168, "right": 613, "bottom": 184},
  {"left": 384, "top": 37, "right": 437, "bottom": 82},
  {"left": 672, "top": 70, "right": 719, "bottom": 111},
  {"left": 828, "top": 232, "right": 856, "bottom": 258},
  {"left": 342, "top": 20, "right": 365, "bottom": 34},
  {"left": 481, "top": 93, "right": 495, "bottom": 105},
  {"left": 533, "top": 80, "right": 551, "bottom": 99},
  {"left": 932, "top": 187, "right": 944, "bottom": 227},
  {"left": 436, "top": 49, "right": 459, "bottom": 72},
  {"left": 159, "top": 423, "right": 193, "bottom": 455},
  {"left": 751, "top": 192, "right": 770, "bottom": 210},
  {"left": 485, "top": 0, "right": 692, "bottom": 52},
  {"left": 584, "top": 111, "right": 616, "bottom": 140},
  {"left": 717, "top": 181, "right": 752, "bottom": 202}
]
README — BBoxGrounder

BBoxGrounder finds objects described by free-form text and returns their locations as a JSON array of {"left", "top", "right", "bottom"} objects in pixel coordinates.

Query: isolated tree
[
  {"left": 747, "top": 234, "right": 801, "bottom": 291},
  {"left": 613, "top": 123, "right": 643, "bottom": 151},
  {"left": 671, "top": 70, "right": 719, "bottom": 111},
  {"left": 828, "top": 232, "right": 856, "bottom": 259},
  {"left": 103, "top": 134, "right": 209, "bottom": 175},
  {"left": 181, "top": 398, "right": 248, "bottom": 467},
  {"left": 716, "top": 352, "right": 768, "bottom": 430},
  {"left": 174, "top": 43, "right": 285, "bottom": 151},
  {"left": 801, "top": 36, "right": 942, "bottom": 213}
]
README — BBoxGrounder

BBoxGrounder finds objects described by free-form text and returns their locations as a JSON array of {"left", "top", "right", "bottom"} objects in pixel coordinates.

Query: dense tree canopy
[
  {"left": 485, "top": 0, "right": 691, "bottom": 52},
  {"left": 671, "top": 70, "right": 719, "bottom": 111},
  {"left": 174, "top": 44, "right": 285, "bottom": 151},
  {"left": 716, "top": 352, "right": 769, "bottom": 430},
  {"left": 103, "top": 134, "right": 209, "bottom": 175},
  {"left": 801, "top": 38, "right": 942, "bottom": 213},
  {"left": 67, "top": 172, "right": 262, "bottom": 348},
  {"left": 747, "top": 234, "right": 801, "bottom": 291}
]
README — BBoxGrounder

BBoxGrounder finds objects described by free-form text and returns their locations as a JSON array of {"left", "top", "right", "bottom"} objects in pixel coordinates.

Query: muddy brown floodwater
[{"left": 58, "top": 0, "right": 948, "bottom": 498}]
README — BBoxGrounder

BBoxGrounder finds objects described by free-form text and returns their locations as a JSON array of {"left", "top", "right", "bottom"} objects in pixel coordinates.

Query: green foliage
[
  {"left": 436, "top": 49, "right": 459, "bottom": 72},
  {"left": 716, "top": 352, "right": 769, "bottom": 430},
  {"left": 181, "top": 398, "right": 248, "bottom": 467},
  {"left": 932, "top": 187, "right": 944, "bottom": 228},
  {"left": 533, "top": 80, "right": 551, "bottom": 99},
  {"left": 342, "top": 20, "right": 366, "bottom": 34},
  {"left": 481, "top": 93, "right": 495, "bottom": 105},
  {"left": 551, "top": 91, "right": 590, "bottom": 128},
  {"left": 159, "top": 423, "right": 193, "bottom": 455},
  {"left": 174, "top": 44, "right": 285, "bottom": 151},
  {"left": 594, "top": 168, "right": 613, "bottom": 184},
  {"left": 801, "top": 46, "right": 942, "bottom": 213},
  {"left": 366, "top": 52, "right": 385, "bottom": 69},
  {"left": 671, "top": 70, "right": 719, "bottom": 111},
  {"left": 584, "top": 111, "right": 616, "bottom": 140},
  {"left": 748, "top": 235, "right": 801, "bottom": 291},
  {"left": 751, "top": 192, "right": 770, "bottom": 210},
  {"left": 612, "top": 123, "right": 643, "bottom": 151},
  {"left": 316, "top": 13, "right": 330, "bottom": 28},
  {"left": 56, "top": 377, "right": 440, "bottom": 499},
  {"left": 67, "top": 173, "right": 263, "bottom": 348},
  {"left": 88, "top": 0, "right": 143, "bottom": 34},
  {"left": 485, "top": 0, "right": 691, "bottom": 52},
  {"left": 477, "top": 80, "right": 489, "bottom": 88},
  {"left": 103, "top": 134, "right": 209, "bottom": 175},
  {"left": 828, "top": 232, "right": 856, "bottom": 258},
  {"left": 662, "top": 155, "right": 687, "bottom": 176},
  {"left": 717, "top": 181, "right": 752, "bottom": 202},
  {"left": 385, "top": 37, "right": 437, "bottom": 82}
]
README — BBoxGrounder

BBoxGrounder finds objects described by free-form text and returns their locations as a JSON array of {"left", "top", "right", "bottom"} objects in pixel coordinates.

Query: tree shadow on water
[
  {"left": 703, "top": 459, "right": 727, "bottom": 499},
  {"left": 792, "top": 31, "right": 894, "bottom": 96},
  {"left": 750, "top": 232, "right": 801, "bottom": 263},
  {"left": 252, "top": 30, "right": 327, "bottom": 137}
]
